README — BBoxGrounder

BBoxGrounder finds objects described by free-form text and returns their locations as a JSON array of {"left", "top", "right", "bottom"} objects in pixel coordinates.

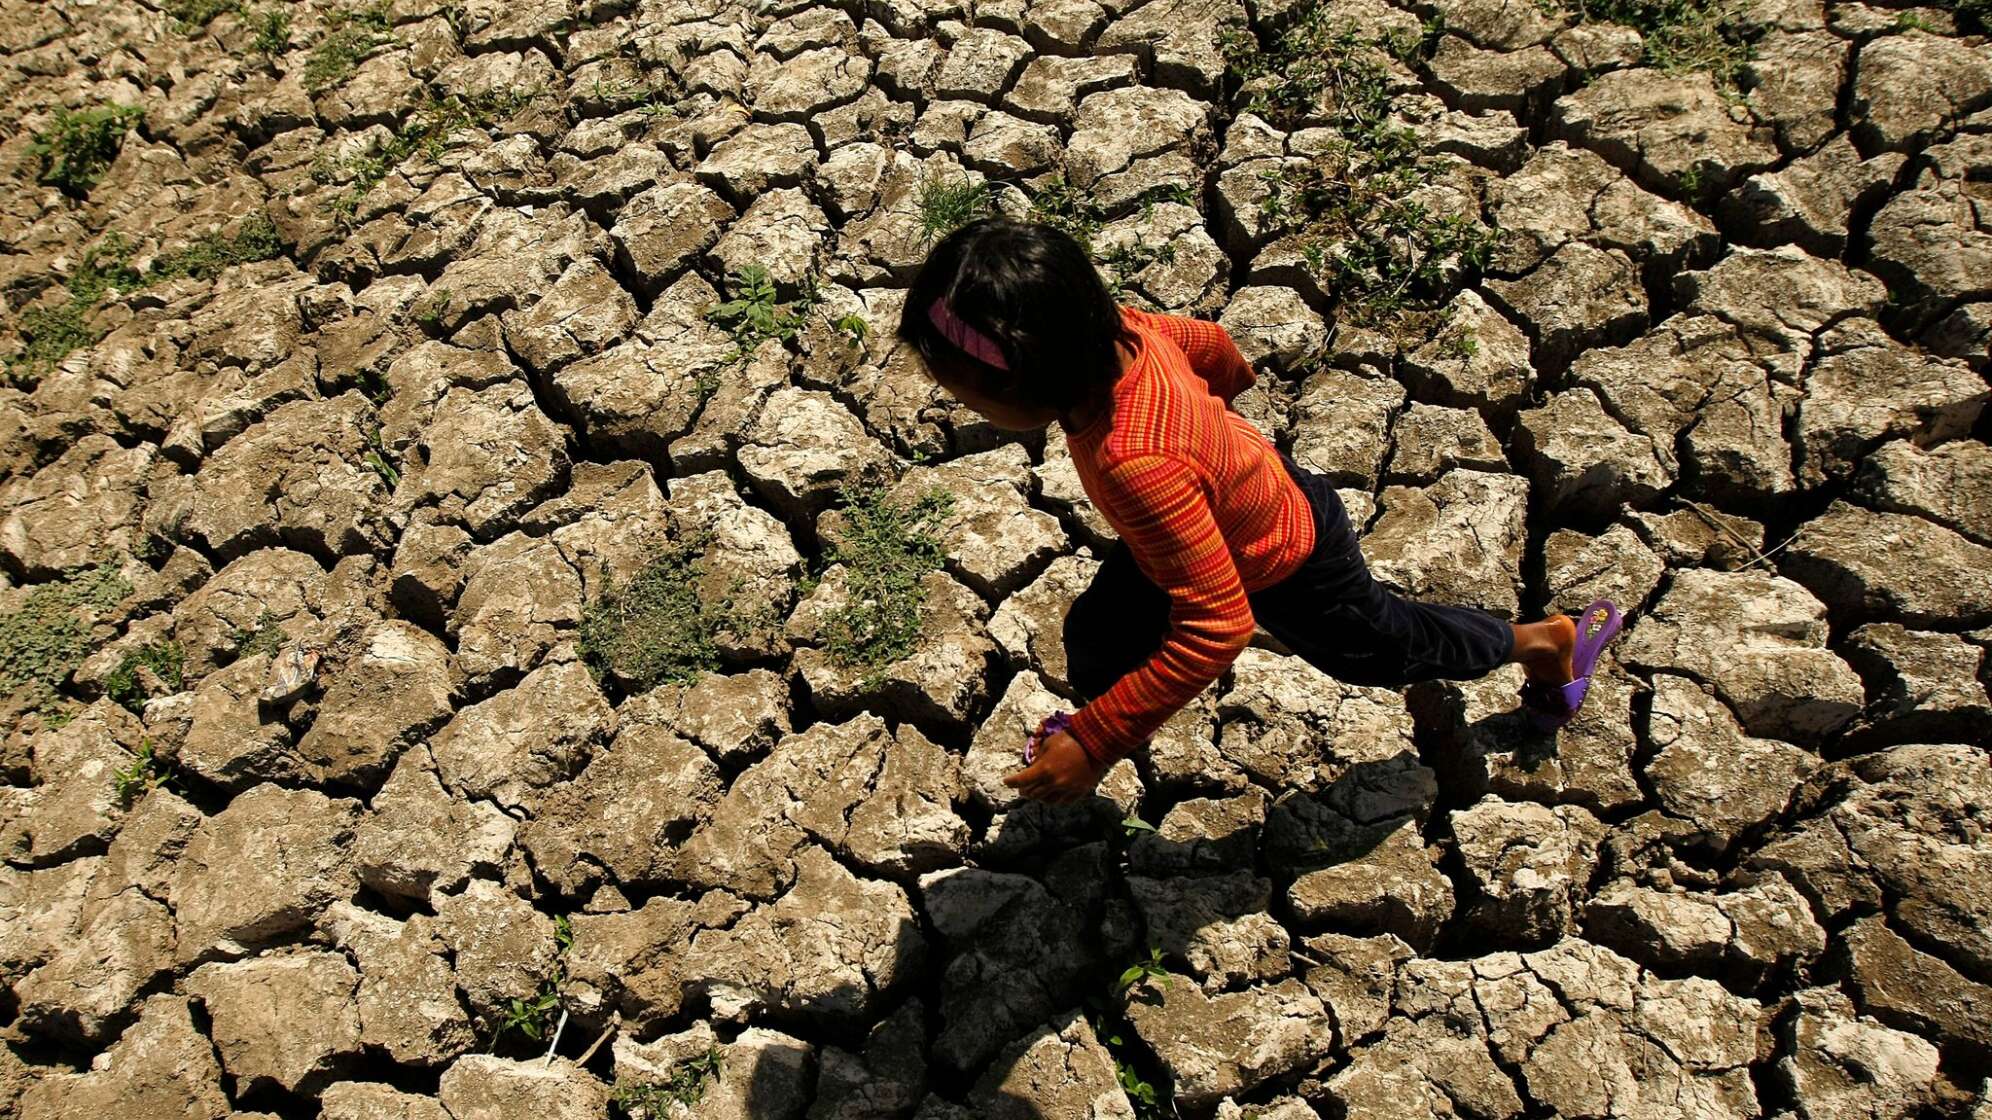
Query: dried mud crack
[{"left": 2, "top": 0, "right": 1990, "bottom": 1117}]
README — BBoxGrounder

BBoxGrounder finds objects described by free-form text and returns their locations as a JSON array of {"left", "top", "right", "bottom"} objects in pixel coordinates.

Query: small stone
[
  {"left": 16, "top": 996, "right": 231, "bottom": 1120},
  {"left": 695, "top": 121, "right": 819, "bottom": 206},
  {"left": 1383, "top": 404, "right": 1508, "bottom": 485},
  {"left": 437, "top": 1055, "right": 608, "bottom": 1120},
  {"left": 935, "top": 27, "right": 1032, "bottom": 102},
  {"left": 1485, "top": 240, "right": 1648, "bottom": 372},
  {"left": 1290, "top": 369, "right": 1404, "bottom": 488},
  {"left": 1775, "top": 988, "right": 1940, "bottom": 1120},
  {"left": 1621, "top": 567, "right": 1862, "bottom": 741},
  {"left": 1514, "top": 388, "right": 1668, "bottom": 520},
  {"left": 1365, "top": 469, "right": 1528, "bottom": 618},
  {"left": 186, "top": 951, "right": 362, "bottom": 1095},
  {"left": 1784, "top": 501, "right": 1992, "bottom": 628},
  {"left": 1543, "top": 524, "right": 1666, "bottom": 616},
  {"left": 1123, "top": 977, "right": 1334, "bottom": 1108},
  {"left": 1644, "top": 674, "right": 1816, "bottom": 850},
  {"left": 1400, "top": 289, "right": 1536, "bottom": 421},
  {"left": 1855, "top": 439, "right": 1992, "bottom": 547},
  {"left": 1451, "top": 796, "right": 1606, "bottom": 945},
  {"left": 1286, "top": 819, "right": 1454, "bottom": 950},
  {"left": 1796, "top": 318, "right": 1985, "bottom": 487},
  {"left": 967, "top": 1012, "right": 1137, "bottom": 1119}
]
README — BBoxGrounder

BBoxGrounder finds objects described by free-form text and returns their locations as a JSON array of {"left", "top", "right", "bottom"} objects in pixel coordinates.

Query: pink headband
[{"left": 927, "top": 297, "right": 1009, "bottom": 370}]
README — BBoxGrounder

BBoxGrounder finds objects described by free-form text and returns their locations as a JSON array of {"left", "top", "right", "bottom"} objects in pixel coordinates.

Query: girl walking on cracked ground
[{"left": 897, "top": 217, "right": 1627, "bottom": 804}]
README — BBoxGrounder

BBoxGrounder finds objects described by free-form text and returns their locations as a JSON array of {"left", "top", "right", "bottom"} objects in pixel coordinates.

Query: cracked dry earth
[{"left": 2, "top": 0, "right": 1991, "bottom": 1116}]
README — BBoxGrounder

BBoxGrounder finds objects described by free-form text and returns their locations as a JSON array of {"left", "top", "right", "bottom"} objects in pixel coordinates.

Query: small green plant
[
  {"left": 1439, "top": 326, "right": 1480, "bottom": 360},
  {"left": 150, "top": 214, "right": 285, "bottom": 282},
  {"left": 1102, "top": 240, "right": 1178, "bottom": 299},
  {"left": 104, "top": 640, "right": 186, "bottom": 714},
  {"left": 610, "top": 1047, "right": 726, "bottom": 1116},
  {"left": 1119, "top": 814, "right": 1158, "bottom": 837},
  {"left": 1674, "top": 160, "right": 1706, "bottom": 198},
  {"left": 164, "top": 0, "right": 240, "bottom": 30},
  {"left": 251, "top": 5, "right": 292, "bottom": 55},
  {"left": 0, "top": 560, "right": 133, "bottom": 722},
  {"left": 303, "top": 1, "right": 395, "bottom": 92},
  {"left": 29, "top": 104, "right": 144, "bottom": 197},
  {"left": 702, "top": 265, "right": 813, "bottom": 358},
  {"left": 1115, "top": 946, "right": 1174, "bottom": 995},
  {"left": 495, "top": 914, "right": 576, "bottom": 1047},
  {"left": 111, "top": 739, "right": 177, "bottom": 806},
  {"left": 1117, "top": 1058, "right": 1165, "bottom": 1117},
  {"left": 6, "top": 220, "right": 283, "bottom": 386},
  {"left": 362, "top": 428, "right": 400, "bottom": 489},
  {"left": 590, "top": 75, "right": 685, "bottom": 118},
  {"left": 817, "top": 483, "right": 954, "bottom": 685},
  {"left": 1220, "top": 14, "right": 1498, "bottom": 333},
  {"left": 1087, "top": 1010, "right": 1170, "bottom": 1120},
  {"left": 1550, "top": 0, "right": 1756, "bottom": 87},
  {"left": 1028, "top": 174, "right": 1107, "bottom": 249},
  {"left": 835, "top": 312, "right": 871, "bottom": 350},
  {"left": 312, "top": 89, "right": 536, "bottom": 219},
  {"left": 355, "top": 365, "right": 391, "bottom": 404},
  {"left": 916, "top": 173, "right": 993, "bottom": 244},
  {"left": 414, "top": 288, "right": 451, "bottom": 327},
  {"left": 229, "top": 609, "right": 288, "bottom": 660},
  {"left": 578, "top": 534, "right": 730, "bottom": 691}
]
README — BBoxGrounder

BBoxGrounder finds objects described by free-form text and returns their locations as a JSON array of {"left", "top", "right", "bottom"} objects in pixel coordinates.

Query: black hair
[{"left": 896, "top": 216, "right": 1137, "bottom": 414}]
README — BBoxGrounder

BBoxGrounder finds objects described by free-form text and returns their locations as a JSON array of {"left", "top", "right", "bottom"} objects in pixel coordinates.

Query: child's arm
[
  {"left": 1066, "top": 453, "right": 1257, "bottom": 765},
  {"left": 1130, "top": 308, "right": 1257, "bottom": 404}
]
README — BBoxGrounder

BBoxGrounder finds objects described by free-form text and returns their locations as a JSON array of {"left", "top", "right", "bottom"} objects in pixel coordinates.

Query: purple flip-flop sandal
[
  {"left": 1520, "top": 599, "right": 1623, "bottom": 732},
  {"left": 1024, "top": 711, "right": 1074, "bottom": 764}
]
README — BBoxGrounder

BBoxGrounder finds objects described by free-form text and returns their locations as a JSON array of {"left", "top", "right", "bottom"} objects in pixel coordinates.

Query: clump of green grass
[
  {"left": 5, "top": 221, "right": 285, "bottom": 387},
  {"left": 311, "top": 89, "right": 537, "bottom": 221},
  {"left": 589, "top": 75, "right": 686, "bottom": 119},
  {"left": 1220, "top": 12, "right": 1497, "bottom": 332},
  {"left": 3, "top": 234, "right": 136, "bottom": 385},
  {"left": 148, "top": 214, "right": 285, "bottom": 283},
  {"left": 0, "top": 561, "right": 132, "bottom": 724},
  {"left": 611, "top": 1047, "right": 726, "bottom": 1116},
  {"left": 1551, "top": 0, "right": 1756, "bottom": 87},
  {"left": 164, "top": 0, "right": 239, "bottom": 29},
  {"left": 29, "top": 104, "right": 144, "bottom": 197},
  {"left": 104, "top": 640, "right": 185, "bottom": 714},
  {"left": 229, "top": 609, "right": 288, "bottom": 661},
  {"left": 112, "top": 738, "right": 178, "bottom": 806},
  {"left": 816, "top": 483, "right": 954, "bottom": 684},
  {"left": 303, "top": 1, "right": 395, "bottom": 92},
  {"left": 251, "top": 5, "right": 291, "bottom": 55},
  {"left": 917, "top": 173, "right": 993, "bottom": 244},
  {"left": 578, "top": 534, "right": 730, "bottom": 692},
  {"left": 1026, "top": 178, "right": 1185, "bottom": 298},
  {"left": 1028, "top": 174, "right": 1107, "bottom": 247}
]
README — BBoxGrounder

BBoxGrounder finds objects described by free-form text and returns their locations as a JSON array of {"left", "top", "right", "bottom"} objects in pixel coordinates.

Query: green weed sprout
[{"left": 30, "top": 104, "right": 144, "bottom": 196}]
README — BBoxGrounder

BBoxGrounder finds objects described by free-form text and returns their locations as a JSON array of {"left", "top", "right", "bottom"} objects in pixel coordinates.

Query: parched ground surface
[{"left": 2, "top": 0, "right": 1991, "bottom": 1117}]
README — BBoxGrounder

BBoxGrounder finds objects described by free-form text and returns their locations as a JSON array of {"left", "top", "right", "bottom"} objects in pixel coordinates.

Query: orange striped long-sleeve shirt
[{"left": 1064, "top": 306, "right": 1318, "bottom": 764}]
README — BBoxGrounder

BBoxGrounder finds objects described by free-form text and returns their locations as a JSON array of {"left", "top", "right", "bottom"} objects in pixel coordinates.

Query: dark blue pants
[{"left": 1063, "top": 451, "right": 1515, "bottom": 701}]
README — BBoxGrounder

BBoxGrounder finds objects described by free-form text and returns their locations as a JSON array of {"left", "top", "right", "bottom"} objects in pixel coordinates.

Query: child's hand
[{"left": 1003, "top": 731, "right": 1106, "bottom": 805}]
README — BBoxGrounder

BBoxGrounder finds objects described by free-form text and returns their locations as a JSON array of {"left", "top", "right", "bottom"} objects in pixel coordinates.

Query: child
[{"left": 896, "top": 217, "right": 1620, "bottom": 805}]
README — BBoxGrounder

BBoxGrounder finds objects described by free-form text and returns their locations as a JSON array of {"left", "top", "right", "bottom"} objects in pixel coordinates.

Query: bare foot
[{"left": 1513, "top": 614, "right": 1577, "bottom": 685}]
